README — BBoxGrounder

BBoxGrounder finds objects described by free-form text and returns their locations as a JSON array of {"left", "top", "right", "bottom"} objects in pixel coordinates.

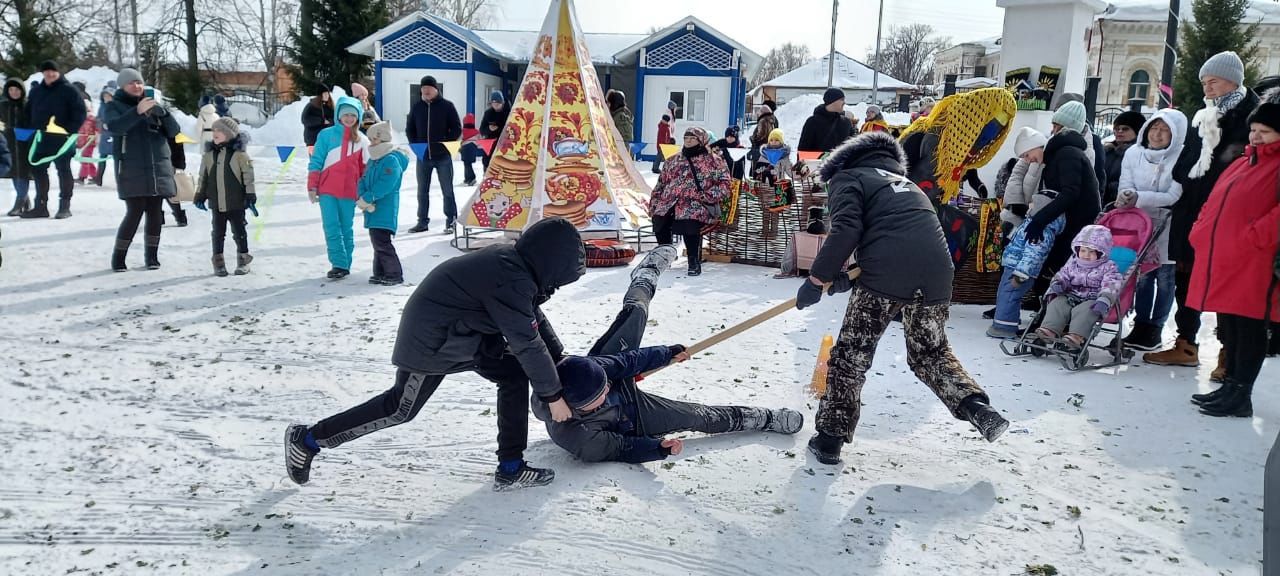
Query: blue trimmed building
[{"left": 346, "top": 12, "right": 761, "bottom": 159}]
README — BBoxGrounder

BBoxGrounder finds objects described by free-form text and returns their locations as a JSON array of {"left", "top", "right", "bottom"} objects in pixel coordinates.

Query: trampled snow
[{"left": 0, "top": 151, "right": 1272, "bottom": 575}]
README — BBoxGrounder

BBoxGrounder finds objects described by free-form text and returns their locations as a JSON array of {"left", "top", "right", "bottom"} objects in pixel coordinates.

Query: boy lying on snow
[{"left": 532, "top": 246, "right": 804, "bottom": 463}]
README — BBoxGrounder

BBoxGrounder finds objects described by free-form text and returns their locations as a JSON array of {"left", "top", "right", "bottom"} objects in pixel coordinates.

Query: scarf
[{"left": 1190, "top": 85, "right": 1248, "bottom": 178}]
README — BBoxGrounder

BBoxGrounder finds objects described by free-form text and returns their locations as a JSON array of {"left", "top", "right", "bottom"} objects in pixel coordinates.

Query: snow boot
[
  {"left": 764, "top": 408, "right": 804, "bottom": 434},
  {"left": 144, "top": 235, "right": 161, "bottom": 270},
  {"left": 960, "top": 396, "right": 1009, "bottom": 443},
  {"left": 53, "top": 197, "right": 71, "bottom": 219},
  {"left": 1122, "top": 322, "right": 1163, "bottom": 351},
  {"left": 212, "top": 254, "right": 229, "bottom": 277},
  {"left": 986, "top": 323, "right": 1019, "bottom": 340},
  {"left": 1209, "top": 349, "right": 1227, "bottom": 383},
  {"left": 326, "top": 267, "right": 349, "bottom": 280},
  {"left": 493, "top": 461, "right": 555, "bottom": 491},
  {"left": 20, "top": 193, "right": 49, "bottom": 218},
  {"left": 1190, "top": 384, "right": 1230, "bottom": 406},
  {"left": 1143, "top": 337, "right": 1199, "bottom": 367},
  {"left": 234, "top": 253, "right": 253, "bottom": 275},
  {"left": 982, "top": 307, "right": 996, "bottom": 320},
  {"left": 6, "top": 196, "right": 30, "bottom": 217},
  {"left": 1198, "top": 379, "right": 1253, "bottom": 418},
  {"left": 173, "top": 206, "right": 188, "bottom": 227},
  {"left": 807, "top": 432, "right": 844, "bottom": 465},
  {"left": 111, "top": 238, "right": 130, "bottom": 272},
  {"left": 284, "top": 424, "right": 319, "bottom": 485}
]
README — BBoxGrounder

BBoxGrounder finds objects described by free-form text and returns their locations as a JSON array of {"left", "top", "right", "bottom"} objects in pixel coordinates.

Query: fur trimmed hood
[
  {"left": 819, "top": 131, "right": 906, "bottom": 181},
  {"left": 203, "top": 133, "right": 249, "bottom": 153}
]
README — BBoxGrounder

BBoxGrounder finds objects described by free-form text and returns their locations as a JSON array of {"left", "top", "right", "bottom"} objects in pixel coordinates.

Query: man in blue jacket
[
  {"left": 22, "top": 60, "right": 86, "bottom": 219},
  {"left": 405, "top": 76, "right": 462, "bottom": 234}
]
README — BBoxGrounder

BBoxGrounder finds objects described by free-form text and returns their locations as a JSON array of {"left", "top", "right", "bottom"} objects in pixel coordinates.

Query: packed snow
[
  {"left": 772, "top": 94, "right": 913, "bottom": 153},
  {"left": 0, "top": 146, "right": 1271, "bottom": 575}
]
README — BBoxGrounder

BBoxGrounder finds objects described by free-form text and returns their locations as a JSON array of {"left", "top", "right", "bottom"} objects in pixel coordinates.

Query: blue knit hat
[
  {"left": 1052, "top": 101, "right": 1087, "bottom": 133},
  {"left": 557, "top": 357, "right": 608, "bottom": 410},
  {"left": 490, "top": 90, "right": 505, "bottom": 104}
]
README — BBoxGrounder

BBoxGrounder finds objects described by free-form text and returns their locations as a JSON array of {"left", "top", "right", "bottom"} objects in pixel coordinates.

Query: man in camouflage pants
[{"left": 796, "top": 132, "right": 1009, "bottom": 465}]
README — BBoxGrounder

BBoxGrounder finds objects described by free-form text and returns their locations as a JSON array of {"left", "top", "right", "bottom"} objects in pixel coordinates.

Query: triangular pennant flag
[
  {"left": 796, "top": 151, "right": 823, "bottom": 162},
  {"left": 174, "top": 132, "right": 197, "bottom": 144},
  {"left": 658, "top": 143, "right": 681, "bottom": 160},
  {"left": 476, "top": 139, "right": 496, "bottom": 155},
  {"left": 443, "top": 140, "right": 462, "bottom": 156},
  {"left": 762, "top": 147, "right": 787, "bottom": 165},
  {"left": 44, "top": 117, "right": 68, "bottom": 135},
  {"left": 629, "top": 142, "right": 646, "bottom": 157},
  {"left": 409, "top": 142, "right": 428, "bottom": 160},
  {"left": 14, "top": 128, "right": 35, "bottom": 142},
  {"left": 276, "top": 146, "right": 295, "bottom": 163},
  {"left": 726, "top": 147, "right": 749, "bottom": 162}
]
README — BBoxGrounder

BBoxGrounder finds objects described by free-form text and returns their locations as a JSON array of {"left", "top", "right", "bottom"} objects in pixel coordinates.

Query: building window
[
  {"left": 1128, "top": 70, "right": 1151, "bottom": 102},
  {"left": 686, "top": 90, "right": 706, "bottom": 122}
]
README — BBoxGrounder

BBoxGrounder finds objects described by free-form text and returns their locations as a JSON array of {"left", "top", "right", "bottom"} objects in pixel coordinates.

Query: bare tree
[
  {"left": 866, "top": 24, "right": 950, "bottom": 86},
  {"left": 752, "top": 42, "right": 811, "bottom": 88},
  {"left": 428, "top": 0, "right": 496, "bottom": 28},
  {"left": 0, "top": 0, "right": 105, "bottom": 75},
  {"left": 385, "top": 0, "right": 420, "bottom": 19},
  {"left": 227, "top": 0, "right": 297, "bottom": 94}
]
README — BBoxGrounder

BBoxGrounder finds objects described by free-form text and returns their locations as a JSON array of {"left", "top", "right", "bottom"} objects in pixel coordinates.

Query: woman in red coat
[{"left": 1186, "top": 90, "right": 1280, "bottom": 417}]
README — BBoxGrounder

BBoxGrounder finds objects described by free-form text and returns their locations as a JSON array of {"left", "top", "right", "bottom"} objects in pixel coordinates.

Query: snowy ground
[{"left": 0, "top": 151, "right": 1273, "bottom": 576}]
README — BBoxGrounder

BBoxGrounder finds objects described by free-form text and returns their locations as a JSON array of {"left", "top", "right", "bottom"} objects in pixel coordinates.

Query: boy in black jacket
[
  {"left": 286, "top": 218, "right": 585, "bottom": 490},
  {"left": 795, "top": 132, "right": 1008, "bottom": 465}
]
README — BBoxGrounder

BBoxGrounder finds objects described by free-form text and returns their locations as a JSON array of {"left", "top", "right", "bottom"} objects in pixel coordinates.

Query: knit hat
[
  {"left": 768, "top": 128, "right": 784, "bottom": 143},
  {"left": 39, "top": 60, "right": 59, "bottom": 72},
  {"left": 117, "top": 68, "right": 144, "bottom": 86},
  {"left": 685, "top": 126, "right": 710, "bottom": 146},
  {"left": 1051, "top": 101, "right": 1087, "bottom": 133},
  {"left": 420, "top": 75, "right": 438, "bottom": 88},
  {"left": 557, "top": 357, "right": 608, "bottom": 410},
  {"left": 366, "top": 121, "right": 393, "bottom": 145},
  {"left": 350, "top": 82, "right": 369, "bottom": 100},
  {"left": 725, "top": 125, "right": 740, "bottom": 138},
  {"left": 1013, "top": 126, "right": 1048, "bottom": 156},
  {"left": 211, "top": 117, "right": 240, "bottom": 138},
  {"left": 490, "top": 89, "right": 504, "bottom": 103},
  {"left": 1199, "top": 51, "right": 1245, "bottom": 86},
  {"left": 1247, "top": 88, "right": 1280, "bottom": 133},
  {"left": 823, "top": 87, "right": 846, "bottom": 105},
  {"left": 1112, "top": 110, "right": 1146, "bottom": 135}
]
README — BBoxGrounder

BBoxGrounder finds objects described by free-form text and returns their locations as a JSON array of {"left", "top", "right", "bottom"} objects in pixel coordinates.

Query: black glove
[
  {"left": 1024, "top": 219, "right": 1045, "bottom": 245},
  {"left": 827, "top": 272, "right": 853, "bottom": 295},
  {"left": 796, "top": 280, "right": 823, "bottom": 310},
  {"left": 246, "top": 193, "right": 257, "bottom": 207},
  {"left": 1009, "top": 203, "right": 1029, "bottom": 218}
]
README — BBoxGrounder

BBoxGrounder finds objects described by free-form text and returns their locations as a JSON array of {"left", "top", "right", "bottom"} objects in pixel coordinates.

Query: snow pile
[
  {"left": 772, "top": 94, "right": 915, "bottom": 152},
  {"left": 243, "top": 87, "right": 348, "bottom": 147}
]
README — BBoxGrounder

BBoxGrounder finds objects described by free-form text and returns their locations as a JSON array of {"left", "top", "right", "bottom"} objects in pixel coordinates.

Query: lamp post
[
  {"left": 871, "top": 0, "right": 885, "bottom": 103},
  {"left": 827, "top": 0, "right": 839, "bottom": 88},
  {"left": 1158, "top": 0, "right": 1179, "bottom": 108}
]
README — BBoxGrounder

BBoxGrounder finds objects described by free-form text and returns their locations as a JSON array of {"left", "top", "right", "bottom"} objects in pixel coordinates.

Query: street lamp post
[{"left": 827, "top": 0, "right": 839, "bottom": 88}]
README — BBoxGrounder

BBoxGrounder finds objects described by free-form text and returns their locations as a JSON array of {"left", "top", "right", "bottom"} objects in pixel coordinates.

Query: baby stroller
[{"left": 1000, "top": 206, "right": 1164, "bottom": 371}]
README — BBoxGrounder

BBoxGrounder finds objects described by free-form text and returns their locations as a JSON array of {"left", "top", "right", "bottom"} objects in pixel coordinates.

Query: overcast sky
[{"left": 490, "top": 0, "right": 1006, "bottom": 61}]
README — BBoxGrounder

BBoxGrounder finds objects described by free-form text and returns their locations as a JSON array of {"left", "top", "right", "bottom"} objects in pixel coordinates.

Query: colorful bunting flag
[
  {"left": 442, "top": 140, "right": 462, "bottom": 156},
  {"left": 726, "top": 147, "right": 750, "bottom": 162},
  {"left": 796, "top": 151, "right": 823, "bottom": 162},
  {"left": 761, "top": 148, "right": 787, "bottom": 166},
  {"left": 658, "top": 143, "right": 681, "bottom": 160},
  {"left": 174, "top": 132, "right": 197, "bottom": 144},
  {"left": 629, "top": 142, "right": 646, "bottom": 157},
  {"left": 14, "top": 128, "right": 34, "bottom": 142},
  {"left": 409, "top": 142, "right": 428, "bottom": 160},
  {"left": 476, "top": 139, "right": 496, "bottom": 155},
  {"left": 44, "top": 117, "right": 68, "bottom": 135},
  {"left": 276, "top": 146, "right": 295, "bottom": 163}
]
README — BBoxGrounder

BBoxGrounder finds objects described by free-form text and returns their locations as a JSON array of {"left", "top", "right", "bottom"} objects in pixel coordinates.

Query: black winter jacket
[
  {"left": 391, "top": 218, "right": 586, "bottom": 400},
  {"left": 797, "top": 105, "right": 854, "bottom": 153},
  {"left": 1031, "top": 130, "right": 1102, "bottom": 272},
  {"left": 814, "top": 132, "right": 954, "bottom": 305},
  {"left": 406, "top": 96, "right": 462, "bottom": 160},
  {"left": 0, "top": 132, "right": 11, "bottom": 178},
  {"left": 1102, "top": 140, "right": 1133, "bottom": 206},
  {"left": 300, "top": 99, "right": 333, "bottom": 146},
  {"left": 100, "top": 89, "right": 180, "bottom": 200},
  {"left": 25, "top": 75, "right": 86, "bottom": 157},
  {"left": 532, "top": 346, "right": 676, "bottom": 463},
  {"left": 1169, "top": 89, "right": 1259, "bottom": 263},
  {"left": 479, "top": 104, "right": 510, "bottom": 140},
  {"left": 1, "top": 79, "right": 32, "bottom": 180}
]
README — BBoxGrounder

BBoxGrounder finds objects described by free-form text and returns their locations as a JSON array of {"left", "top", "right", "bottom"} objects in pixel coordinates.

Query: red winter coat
[
  {"left": 656, "top": 121, "right": 674, "bottom": 146},
  {"left": 1187, "top": 140, "right": 1280, "bottom": 322}
]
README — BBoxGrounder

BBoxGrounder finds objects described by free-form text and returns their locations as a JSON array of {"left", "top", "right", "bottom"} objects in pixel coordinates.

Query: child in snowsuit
[
  {"left": 754, "top": 128, "right": 794, "bottom": 239},
  {"left": 307, "top": 96, "right": 368, "bottom": 279},
  {"left": 195, "top": 117, "right": 256, "bottom": 276},
  {"left": 286, "top": 218, "right": 586, "bottom": 491},
  {"left": 535, "top": 246, "right": 804, "bottom": 463},
  {"left": 459, "top": 112, "right": 481, "bottom": 186},
  {"left": 1035, "top": 225, "right": 1124, "bottom": 350},
  {"left": 796, "top": 132, "right": 1009, "bottom": 465},
  {"left": 356, "top": 121, "right": 407, "bottom": 286},
  {"left": 76, "top": 110, "right": 98, "bottom": 183},
  {"left": 652, "top": 113, "right": 675, "bottom": 173}
]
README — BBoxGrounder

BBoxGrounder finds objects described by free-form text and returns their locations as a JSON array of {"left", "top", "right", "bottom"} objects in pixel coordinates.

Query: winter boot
[
  {"left": 1143, "top": 337, "right": 1199, "bottom": 367},
  {"left": 234, "top": 253, "right": 253, "bottom": 275},
  {"left": 173, "top": 207, "right": 188, "bottom": 227},
  {"left": 143, "top": 235, "right": 161, "bottom": 270},
  {"left": 53, "top": 197, "right": 71, "bottom": 219},
  {"left": 763, "top": 408, "right": 804, "bottom": 434},
  {"left": 493, "top": 461, "right": 555, "bottom": 491},
  {"left": 284, "top": 424, "right": 319, "bottom": 485},
  {"left": 19, "top": 192, "right": 49, "bottom": 219},
  {"left": 1198, "top": 379, "right": 1253, "bottom": 418},
  {"left": 6, "top": 196, "right": 29, "bottom": 217},
  {"left": 1190, "top": 384, "right": 1230, "bottom": 406},
  {"left": 212, "top": 254, "right": 229, "bottom": 277},
  {"left": 326, "top": 267, "right": 350, "bottom": 280},
  {"left": 960, "top": 396, "right": 1009, "bottom": 443},
  {"left": 1122, "top": 322, "right": 1163, "bottom": 352},
  {"left": 1209, "top": 349, "right": 1227, "bottom": 383},
  {"left": 111, "top": 238, "right": 130, "bottom": 272},
  {"left": 807, "top": 432, "right": 844, "bottom": 465}
]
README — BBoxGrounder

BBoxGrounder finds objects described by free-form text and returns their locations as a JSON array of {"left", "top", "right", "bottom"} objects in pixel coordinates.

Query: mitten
[
  {"left": 1024, "top": 219, "right": 1045, "bottom": 244},
  {"left": 827, "top": 272, "right": 853, "bottom": 295},
  {"left": 667, "top": 344, "right": 687, "bottom": 357},
  {"left": 246, "top": 193, "right": 257, "bottom": 207},
  {"left": 1090, "top": 300, "right": 1110, "bottom": 316},
  {"left": 194, "top": 199, "right": 207, "bottom": 211},
  {"left": 796, "top": 280, "right": 823, "bottom": 310}
]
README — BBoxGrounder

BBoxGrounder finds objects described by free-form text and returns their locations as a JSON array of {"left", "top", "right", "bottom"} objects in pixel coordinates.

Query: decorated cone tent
[{"left": 461, "top": 0, "right": 652, "bottom": 233}]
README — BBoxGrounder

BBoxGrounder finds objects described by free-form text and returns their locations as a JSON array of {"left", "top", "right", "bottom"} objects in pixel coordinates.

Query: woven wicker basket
[{"left": 705, "top": 178, "right": 822, "bottom": 268}]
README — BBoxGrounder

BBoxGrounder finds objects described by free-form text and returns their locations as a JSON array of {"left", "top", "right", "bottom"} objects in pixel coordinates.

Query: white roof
[
  {"left": 475, "top": 30, "right": 647, "bottom": 65},
  {"left": 753, "top": 52, "right": 914, "bottom": 93},
  {"left": 1099, "top": 0, "right": 1280, "bottom": 24}
]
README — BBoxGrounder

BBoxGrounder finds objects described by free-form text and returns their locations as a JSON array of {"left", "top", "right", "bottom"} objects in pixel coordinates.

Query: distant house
[
  {"left": 346, "top": 11, "right": 762, "bottom": 158},
  {"left": 748, "top": 52, "right": 914, "bottom": 107}
]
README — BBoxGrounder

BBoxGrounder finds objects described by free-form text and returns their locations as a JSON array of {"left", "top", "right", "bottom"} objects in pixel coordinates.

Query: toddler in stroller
[{"left": 1034, "top": 225, "right": 1124, "bottom": 351}]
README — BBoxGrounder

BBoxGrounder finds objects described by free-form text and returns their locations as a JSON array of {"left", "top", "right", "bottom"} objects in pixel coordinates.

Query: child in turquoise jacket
[
  {"left": 307, "top": 96, "right": 368, "bottom": 279},
  {"left": 357, "top": 121, "right": 408, "bottom": 285}
]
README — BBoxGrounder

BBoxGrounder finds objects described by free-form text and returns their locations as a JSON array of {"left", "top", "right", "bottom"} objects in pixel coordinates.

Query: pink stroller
[{"left": 1000, "top": 206, "right": 1163, "bottom": 370}]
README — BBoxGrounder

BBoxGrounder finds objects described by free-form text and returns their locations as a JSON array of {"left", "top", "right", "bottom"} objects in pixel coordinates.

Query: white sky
[{"left": 489, "top": 0, "right": 1007, "bottom": 61}]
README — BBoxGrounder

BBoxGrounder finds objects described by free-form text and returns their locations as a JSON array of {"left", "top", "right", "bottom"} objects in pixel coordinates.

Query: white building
[{"left": 748, "top": 52, "right": 914, "bottom": 107}]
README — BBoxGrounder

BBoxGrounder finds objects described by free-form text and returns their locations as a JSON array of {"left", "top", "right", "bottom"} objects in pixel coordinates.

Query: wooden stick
[{"left": 641, "top": 267, "right": 861, "bottom": 378}]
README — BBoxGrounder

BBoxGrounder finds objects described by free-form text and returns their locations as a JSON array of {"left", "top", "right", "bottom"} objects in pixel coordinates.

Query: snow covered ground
[{"left": 0, "top": 150, "right": 1273, "bottom": 575}]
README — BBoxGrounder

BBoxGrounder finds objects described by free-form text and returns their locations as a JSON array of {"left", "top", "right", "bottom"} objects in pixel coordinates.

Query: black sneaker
[
  {"left": 493, "top": 461, "right": 555, "bottom": 491},
  {"left": 326, "top": 268, "right": 349, "bottom": 280},
  {"left": 1122, "top": 323, "right": 1162, "bottom": 351},
  {"left": 807, "top": 432, "right": 843, "bottom": 465},
  {"left": 982, "top": 307, "right": 996, "bottom": 320},
  {"left": 444, "top": 221, "right": 456, "bottom": 234},
  {"left": 961, "top": 397, "right": 1009, "bottom": 443},
  {"left": 408, "top": 223, "right": 430, "bottom": 233},
  {"left": 284, "top": 424, "right": 318, "bottom": 485}
]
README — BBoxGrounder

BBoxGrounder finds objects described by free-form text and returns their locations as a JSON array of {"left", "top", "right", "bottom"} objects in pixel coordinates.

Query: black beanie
[
  {"left": 823, "top": 87, "right": 845, "bottom": 105},
  {"left": 557, "top": 357, "right": 608, "bottom": 410},
  {"left": 39, "top": 60, "right": 59, "bottom": 72},
  {"left": 420, "top": 75, "right": 438, "bottom": 88},
  {"left": 1248, "top": 89, "right": 1280, "bottom": 133},
  {"left": 1112, "top": 110, "right": 1146, "bottom": 135}
]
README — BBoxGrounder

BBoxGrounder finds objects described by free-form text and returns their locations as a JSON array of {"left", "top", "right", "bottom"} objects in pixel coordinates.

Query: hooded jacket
[
  {"left": 749, "top": 111, "right": 779, "bottom": 150},
  {"left": 405, "top": 92, "right": 462, "bottom": 160},
  {"left": 479, "top": 104, "right": 510, "bottom": 140},
  {"left": 797, "top": 105, "right": 855, "bottom": 153},
  {"left": 610, "top": 106, "right": 634, "bottom": 143},
  {"left": 0, "top": 131, "right": 10, "bottom": 178},
  {"left": 999, "top": 158, "right": 1045, "bottom": 226},
  {"left": 1031, "top": 130, "right": 1102, "bottom": 273},
  {"left": 531, "top": 346, "right": 676, "bottom": 463},
  {"left": 100, "top": 87, "right": 181, "bottom": 200},
  {"left": 390, "top": 217, "right": 586, "bottom": 400},
  {"left": 814, "top": 132, "right": 954, "bottom": 305},
  {"left": 301, "top": 95, "right": 334, "bottom": 146},
  {"left": 1186, "top": 139, "right": 1280, "bottom": 322},
  {"left": 195, "top": 103, "right": 219, "bottom": 147},
  {"left": 196, "top": 135, "right": 255, "bottom": 212},
  {"left": 1050, "top": 225, "right": 1123, "bottom": 304},
  {"left": 1119, "top": 108, "right": 1188, "bottom": 264},
  {"left": 0, "top": 79, "right": 31, "bottom": 180},
  {"left": 306, "top": 96, "right": 368, "bottom": 200},
  {"left": 358, "top": 147, "right": 408, "bottom": 232},
  {"left": 25, "top": 74, "right": 87, "bottom": 157}
]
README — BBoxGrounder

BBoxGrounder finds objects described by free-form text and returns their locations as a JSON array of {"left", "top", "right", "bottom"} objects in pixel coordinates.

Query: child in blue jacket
[{"left": 356, "top": 121, "right": 407, "bottom": 285}]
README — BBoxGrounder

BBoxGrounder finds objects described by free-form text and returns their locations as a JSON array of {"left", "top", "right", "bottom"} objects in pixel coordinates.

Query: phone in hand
[{"left": 144, "top": 87, "right": 155, "bottom": 99}]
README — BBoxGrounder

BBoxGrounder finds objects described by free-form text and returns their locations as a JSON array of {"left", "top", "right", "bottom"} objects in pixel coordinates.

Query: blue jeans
[
  {"left": 993, "top": 267, "right": 1035, "bottom": 328},
  {"left": 12, "top": 178, "right": 30, "bottom": 199},
  {"left": 318, "top": 195, "right": 356, "bottom": 270},
  {"left": 416, "top": 155, "right": 456, "bottom": 226},
  {"left": 1134, "top": 263, "right": 1176, "bottom": 327}
]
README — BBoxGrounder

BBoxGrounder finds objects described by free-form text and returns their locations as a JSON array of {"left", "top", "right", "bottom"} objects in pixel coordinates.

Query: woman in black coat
[
  {"left": 1023, "top": 128, "right": 1102, "bottom": 290},
  {"left": 99, "top": 69, "right": 181, "bottom": 272},
  {"left": 301, "top": 87, "right": 334, "bottom": 148},
  {"left": 2, "top": 79, "right": 33, "bottom": 215}
]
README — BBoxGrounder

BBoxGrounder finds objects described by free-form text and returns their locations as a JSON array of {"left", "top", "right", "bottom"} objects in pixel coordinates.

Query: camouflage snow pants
[{"left": 816, "top": 287, "right": 989, "bottom": 442}]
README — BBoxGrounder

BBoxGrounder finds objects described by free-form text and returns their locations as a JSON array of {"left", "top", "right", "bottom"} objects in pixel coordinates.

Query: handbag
[
  {"left": 173, "top": 169, "right": 196, "bottom": 203},
  {"left": 683, "top": 155, "right": 722, "bottom": 225}
]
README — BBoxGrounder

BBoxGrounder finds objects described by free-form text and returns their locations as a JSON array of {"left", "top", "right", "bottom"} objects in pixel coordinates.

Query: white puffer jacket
[
  {"left": 1000, "top": 158, "right": 1044, "bottom": 226},
  {"left": 1118, "top": 108, "right": 1188, "bottom": 264}
]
